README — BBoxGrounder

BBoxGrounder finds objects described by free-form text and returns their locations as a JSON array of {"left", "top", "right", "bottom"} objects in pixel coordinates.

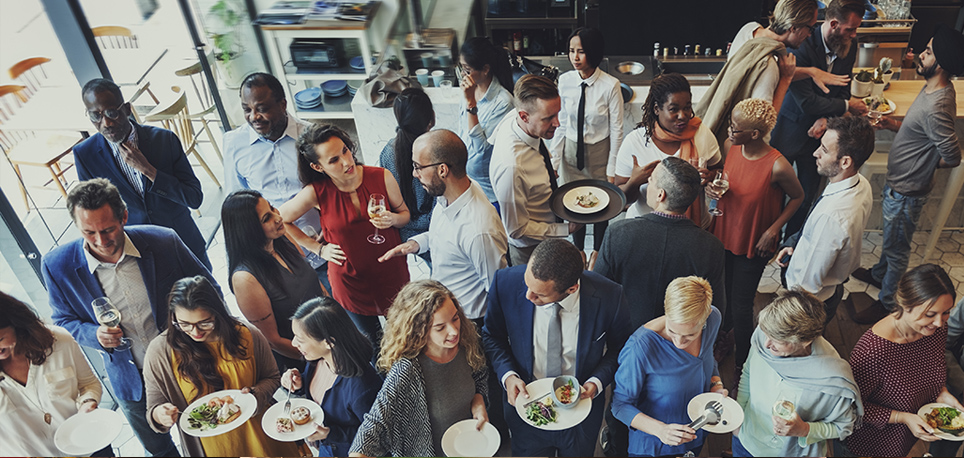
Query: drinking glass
[
  {"left": 92, "top": 297, "right": 132, "bottom": 351},
  {"left": 707, "top": 171, "right": 729, "bottom": 217},
  {"left": 868, "top": 110, "right": 882, "bottom": 126},
  {"left": 770, "top": 387, "right": 798, "bottom": 446},
  {"left": 367, "top": 193, "right": 387, "bottom": 244}
]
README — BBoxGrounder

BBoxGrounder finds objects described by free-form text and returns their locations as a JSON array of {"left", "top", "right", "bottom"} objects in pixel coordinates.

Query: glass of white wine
[
  {"left": 92, "top": 297, "right": 132, "bottom": 351},
  {"left": 708, "top": 170, "right": 729, "bottom": 217},
  {"left": 868, "top": 110, "right": 882, "bottom": 127},
  {"left": 770, "top": 388, "right": 797, "bottom": 446},
  {"left": 367, "top": 193, "right": 387, "bottom": 244}
]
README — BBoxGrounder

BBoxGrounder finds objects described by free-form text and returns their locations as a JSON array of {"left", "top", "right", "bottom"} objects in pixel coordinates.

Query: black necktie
[
  {"left": 539, "top": 141, "right": 558, "bottom": 192},
  {"left": 576, "top": 82, "right": 587, "bottom": 170}
]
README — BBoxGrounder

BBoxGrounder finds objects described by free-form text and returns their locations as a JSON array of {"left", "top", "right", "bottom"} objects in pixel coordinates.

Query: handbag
[
  {"left": 510, "top": 53, "right": 559, "bottom": 85},
  {"left": 360, "top": 57, "right": 423, "bottom": 108}
]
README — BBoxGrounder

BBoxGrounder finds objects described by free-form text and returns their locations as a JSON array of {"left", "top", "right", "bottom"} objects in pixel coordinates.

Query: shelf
[
  {"left": 294, "top": 93, "right": 355, "bottom": 119},
  {"left": 283, "top": 62, "right": 369, "bottom": 81},
  {"left": 484, "top": 16, "right": 578, "bottom": 28}
]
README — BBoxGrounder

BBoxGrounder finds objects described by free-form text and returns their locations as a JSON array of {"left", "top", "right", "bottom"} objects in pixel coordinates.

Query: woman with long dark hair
[
  {"left": 613, "top": 73, "right": 721, "bottom": 228},
  {"left": 280, "top": 124, "right": 410, "bottom": 356},
  {"left": 144, "top": 276, "right": 306, "bottom": 457},
  {"left": 281, "top": 297, "right": 383, "bottom": 457},
  {"left": 0, "top": 292, "right": 105, "bottom": 456},
  {"left": 458, "top": 36, "right": 515, "bottom": 209},
  {"left": 379, "top": 88, "right": 435, "bottom": 247},
  {"left": 223, "top": 189, "right": 327, "bottom": 372}
]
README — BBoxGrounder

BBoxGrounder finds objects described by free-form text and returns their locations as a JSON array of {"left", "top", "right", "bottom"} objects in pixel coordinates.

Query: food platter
[
  {"left": 550, "top": 179, "right": 626, "bottom": 224},
  {"left": 441, "top": 419, "right": 500, "bottom": 457},
  {"left": 918, "top": 403, "right": 964, "bottom": 441},
  {"left": 179, "top": 389, "right": 258, "bottom": 437},
  {"left": 513, "top": 377, "right": 591, "bottom": 431},
  {"left": 864, "top": 96, "right": 896, "bottom": 115},
  {"left": 686, "top": 392, "right": 743, "bottom": 434},
  {"left": 261, "top": 398, "right": 325, "bottom": 442},
  {"left": 563, "top": 186, "right": 610, "bottom": 214},
  {"left": 54, "top": 408, "right": 124, "bottom": 455}
]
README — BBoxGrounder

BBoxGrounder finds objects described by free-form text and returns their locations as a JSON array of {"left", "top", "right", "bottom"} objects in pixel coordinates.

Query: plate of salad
[
  {"left": 514, "top": 378, "right": 591, "bottom": 431},
  {"left": 179, "top": 389, "right": 258, "bottom": 437}
]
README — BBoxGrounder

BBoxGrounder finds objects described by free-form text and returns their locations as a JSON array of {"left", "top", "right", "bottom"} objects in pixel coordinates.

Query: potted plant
[
  {"left": 854, "top": 69, "right": 873, "bottom": 97},
  {"left": 876, "top": 57, "right": 894, "bottom": 87},
  {"left": 207, "top": 0, "right": 246, "bottom": 88}
]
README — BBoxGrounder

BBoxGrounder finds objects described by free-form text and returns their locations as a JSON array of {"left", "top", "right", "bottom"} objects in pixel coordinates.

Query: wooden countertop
[{"left": 862, "top": 80, "right": 964, "bottom": 119}]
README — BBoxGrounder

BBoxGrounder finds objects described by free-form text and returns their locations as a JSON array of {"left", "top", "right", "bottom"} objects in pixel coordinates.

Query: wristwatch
[{"left": 466, "top": 105, "right": 478, "bottom": 115}]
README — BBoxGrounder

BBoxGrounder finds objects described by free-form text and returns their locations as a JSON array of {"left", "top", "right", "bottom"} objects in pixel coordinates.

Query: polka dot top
[{"left": 844, "top": 325, "right": 947, "bottom": 457}]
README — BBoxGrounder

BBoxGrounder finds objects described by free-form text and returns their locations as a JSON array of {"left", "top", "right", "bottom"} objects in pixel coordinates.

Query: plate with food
[
  {"left": 54, "top": 408, "right": 124, "bottom": 455},
  {"left": 863, "top": 95, "right": 896, "bottom": 115},
  {"left": 918, "top": 403, "right": 964, "bottom": 441},
  {"left": 514, "top": 377, "right": 591, "bottom": 431},
  {"left": 441, "top": 419, "right": 501, "bottom": 457},
  {"left": 261, "top": 398, "right": 325, "bottom": 442},
  {"left": 563, "top": 186, "right": 610, "bottom": 214},
  {"left": 180, "top": 389, "right": 257, "bottom": 437},
  {"left": 686, "top": 392, "right": 743, "bottom": 434}
]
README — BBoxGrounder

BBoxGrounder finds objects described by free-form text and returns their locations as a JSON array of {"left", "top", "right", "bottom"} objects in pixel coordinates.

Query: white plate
[
  {"left": 864, "top": 97, "right": 896, "bottom": 115},
  {"left": 563, "top": 186, "right": 610, "bottom": 214},
  {"left": 514, "top": 377, "right": 591, "bottom": 431},
  {"left": 687, "top": 392, "right": 743, "bottom": 434},
  {"left": 918, "top": 403, "right": 964, "bottom": 441},
  {"left": 179, "top": 389, "right": 258, "bottom": 437},
  {"left": 54, "top": 408, "right": 124, "bottom": 455},
  {"left": 441, "top": 419, "right": 500, "bottom": 457},
  {"left": 261, "top": 398, "right": 326, "bottom": 442}
]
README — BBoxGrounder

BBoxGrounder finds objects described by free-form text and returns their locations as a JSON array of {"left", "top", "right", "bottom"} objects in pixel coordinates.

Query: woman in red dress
[{"left": 281, "top": 124, "right": 410, "bottom": 355}]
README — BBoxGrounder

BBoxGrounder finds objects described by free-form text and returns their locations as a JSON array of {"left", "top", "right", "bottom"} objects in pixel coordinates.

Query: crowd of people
[{"left": 1, "top": 0, "right": 963, "bottom": 456}]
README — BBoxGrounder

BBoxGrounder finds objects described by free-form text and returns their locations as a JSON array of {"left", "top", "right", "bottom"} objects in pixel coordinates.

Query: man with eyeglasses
[
  {"left": 73, "top": 78, "right": 211, "bottom": 270},
  {"left": 41, "top": 178, "right": 219, "bottom": 457}
]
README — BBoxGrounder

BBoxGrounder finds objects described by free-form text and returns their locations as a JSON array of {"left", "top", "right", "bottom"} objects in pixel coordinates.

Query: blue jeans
[
  {"left": 731, "top": 434, "right": 753, "bottom": 457},
  {"left": 344, "top": 308, "right": 383, "bottom": 365},
  {"left": 114, "top": 384, "right": 180, "bottom": 457},
  {"left": 871, "top": 185, "right": 927, "bottom": 310}
]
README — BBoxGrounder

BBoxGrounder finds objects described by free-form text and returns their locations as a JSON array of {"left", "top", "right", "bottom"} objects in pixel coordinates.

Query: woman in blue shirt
[
  {"left": 281, "top": 297, "right": 382, "bottom": 457},
  {"left": 612, "top": 276, "right": 726, "bottom": 457}
]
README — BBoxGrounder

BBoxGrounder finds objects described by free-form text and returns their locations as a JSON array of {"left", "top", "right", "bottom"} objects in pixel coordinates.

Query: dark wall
[{"left": 598, "top": 0, "right": 767, "bottom": 56}]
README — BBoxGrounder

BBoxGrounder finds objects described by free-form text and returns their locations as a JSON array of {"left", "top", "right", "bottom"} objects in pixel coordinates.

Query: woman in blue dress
[
  {"left": 611, "top": 276, "right": 726, "bottom": 457},
  {"left": 281, "top": 297, "right": 383, "bottom": 457}
]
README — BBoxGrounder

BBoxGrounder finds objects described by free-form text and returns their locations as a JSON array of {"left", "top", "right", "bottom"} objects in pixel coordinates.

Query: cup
[
  {"left": 420, "top": 52, "right": 434, "bottom": 68},
  {"left": 431, "top": 70, "right": 445, "bottom": 87},
  {"left": 438, "top": 50, "right": 452, "bottom": 67},
  {"left": 415, "top": 68, "right": 429, "bottom": 86},
  {"left": 439, "top": 80, "right": 453, "bottom": 88}
]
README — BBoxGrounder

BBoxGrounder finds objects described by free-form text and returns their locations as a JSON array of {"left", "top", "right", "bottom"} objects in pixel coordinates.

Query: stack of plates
[
  {"left": 349, "top": 56, "right": 373, "bottom": 71},
  {"left": 322, "top": 80, "right": 349, "bottom": 98},
  {"left": 347, "top": 80, "right": 362, "bottom": 97},
  {"left": 294, "top": 87, "right": 322, "bottom": 110}
]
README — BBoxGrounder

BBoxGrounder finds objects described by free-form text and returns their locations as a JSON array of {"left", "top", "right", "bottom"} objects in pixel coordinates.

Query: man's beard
[
  {"left": 825, "top": 29, "right": 852, "bottom": 58},
  {"left": 423, "top": 176, "right": 446, "bottom": 197},
  {"left": 917, "top": 58, "right": 939, "bottom": 78},
  {"left": 817, "top": 160, "right": 842, "bottom": 178}
]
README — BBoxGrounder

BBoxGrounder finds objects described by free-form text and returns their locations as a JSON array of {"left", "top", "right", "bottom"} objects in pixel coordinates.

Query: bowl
[
  {"left": 550, "top": 375, "right": 581, "bottom": 410},
  {"left": 616, "top": 61, "right": 645, "bottom": 76}
]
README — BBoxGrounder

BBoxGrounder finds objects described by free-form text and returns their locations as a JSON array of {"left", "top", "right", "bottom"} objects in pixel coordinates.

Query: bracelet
[
  {"left": 80, "top": 398, "right": 97, "bottom": 405},
  {"left": 711, "top": 380, "right": 724, "bottom": 388}
]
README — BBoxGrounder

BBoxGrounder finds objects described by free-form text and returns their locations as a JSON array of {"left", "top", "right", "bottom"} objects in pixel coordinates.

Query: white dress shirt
[
  {"left": 0, "top": 326, "right": 102, "bottom": 457},
  {"left": 613, "top": 124, "right": 721, "bottom": 218},
  {"left": 489, "top": 114, "right": 569, "bottom": 248},
  {"left": 85, "top": 232, "right": 157, "bottom": 369},
  {"left": 787, "top": 173, "right": 873, "bottom": 300},
  {"left": 550, "top": 67, "right": 624, "bottom": 176},
  {"left": 409, "top": 181, "right": 508, "bottom": 319}
]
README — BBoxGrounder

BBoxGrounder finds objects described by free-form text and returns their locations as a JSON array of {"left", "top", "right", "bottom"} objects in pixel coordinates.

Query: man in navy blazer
[
  {"left": 771, "top": 0, "right": 868, "bottom": 240},
  {"left": 75, "top": 78, "right": 211, "bottom": 269},
  {"left": 42, "top": 178, "right": 217, "bottom": 457},
  {"left": 483, "top": 239, "right": 631, "bottom": 456}
]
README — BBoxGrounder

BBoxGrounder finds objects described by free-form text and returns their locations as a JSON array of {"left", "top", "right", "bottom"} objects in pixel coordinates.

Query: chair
[
  {"left": 144, "top": 89, "right": 221, "bottom": 188},
  {"left": 127, "top": 81, "right": 160, "bottom": 123},
  {"left": 92, "top": 25, "right": 138, "bottom": 49},
  {"left": 0, "top": 85, "right": 29, "bottom": 121},
  {"left": 173, "top": 53, "right": 224, "bottom": 161},
  {"left": 8, "top": 57, "right": 52, "bottom": 97}
]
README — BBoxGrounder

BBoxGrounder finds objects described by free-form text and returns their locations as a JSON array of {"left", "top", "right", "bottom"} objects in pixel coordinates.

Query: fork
[
  {"left": 283, "top": 386, "right": 293, "bottom": 415},
  {"left": 687, "top": 400, "right": 724, "bottom": 430}
]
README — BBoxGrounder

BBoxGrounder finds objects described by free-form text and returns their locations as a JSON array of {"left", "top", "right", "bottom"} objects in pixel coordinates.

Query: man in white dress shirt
[
  {"left": 490, "top": 74, "right": 580, "bottom": 265},
  {"left": 777, "top": 116, "right": 875, "bottom": 323},
  {"left": 378, "top": 129, "right": 508, "bottom": 326}
]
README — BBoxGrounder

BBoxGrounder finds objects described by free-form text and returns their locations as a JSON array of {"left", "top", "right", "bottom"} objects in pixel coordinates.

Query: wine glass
[
  {"left": 770, "top": 387, "right": 797, "bottom": 446},
  {"left": 868, "top": 110, "right": 882, "bottom": 127},
  {"left": 367, "top": 193, "right": 387, "bottom": 244},
  {"left": 707, "top": 171, "right": 729, "bottom": 217},
  {"left": 92, "top": 297, "right": 132, "bottom": 351}
]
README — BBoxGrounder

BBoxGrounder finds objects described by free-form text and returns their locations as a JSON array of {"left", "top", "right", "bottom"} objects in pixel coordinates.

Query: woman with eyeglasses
[
  {"left": 223, "top": 189, "right": 328, "bottom": 373},
  {"left": 458, "top": 36, "right": 514, "bottom": 211},
  {"left": 710, "top": 99, "right": 803, "bottom": 377},
  {"left": 144, "top": 276, "right": 307, "bottom": 457}
]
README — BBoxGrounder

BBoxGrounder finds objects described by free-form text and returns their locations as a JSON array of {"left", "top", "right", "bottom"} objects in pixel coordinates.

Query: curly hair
[
  {"left": 377, "top": 280, "right": 486, "bottom": 373},
  {"left": 0, "top": 292, "right": 55, "bottom": 366},
  {"left": 296, "top": 124, "right": 358, "bottom": 186},
  {"left": 733, "top": 98, "right": 778, "bottom": 134},
  {"left": 67, "top": 178, "right": 127, "bottom": 223},
  {"left": 663, "top": 276, "right": 713, "bottom": 325},
  {"left": 757, "top": 289, "right": 826, "bottom": 344},
  {"left": 637, "top": 73, "right": 691, "bottom": 141}
]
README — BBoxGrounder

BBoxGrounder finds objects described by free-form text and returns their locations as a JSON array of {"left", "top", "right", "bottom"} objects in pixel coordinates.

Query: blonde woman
[
  {"left": 611, "top": 276, "right": 725, "bottom": 457},
  {"left": 733, "top": 289, "right": 861, "bottom": 457},
  {"left": 349, "top": 280, "right": 488, "bottom": 457}
]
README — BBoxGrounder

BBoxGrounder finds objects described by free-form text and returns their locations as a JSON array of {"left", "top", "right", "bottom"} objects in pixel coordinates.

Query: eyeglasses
[
  {"left": 86, "top": 102, "right": 126, "bottom": 123},
  {"left": 412, "top": 161, "right": 444, "bottom": 173},
  {"left": 728, "top": 124, "right": 757, "bottom": 135},
  {"left": 172, "top": 318, "right": 216, "bottom": 333}
]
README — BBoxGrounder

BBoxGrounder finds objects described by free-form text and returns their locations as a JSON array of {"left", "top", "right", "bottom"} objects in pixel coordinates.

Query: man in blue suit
[
  {"left": 483, "top": 238, "right": 631, "bottom": 456},
  {"left": 42, "top": 178, "right": 217, "bottom": 457},
  {"left": 75, "top": 78, "right": 211, "bottom": 269},
  {"left": 770, "top": 0, "right": 868, "bottom": 240}
]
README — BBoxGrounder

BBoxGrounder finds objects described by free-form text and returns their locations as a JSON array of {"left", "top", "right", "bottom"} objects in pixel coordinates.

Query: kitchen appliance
[{"left": 290, "top": 39, "right": 345, "bottom": 69}]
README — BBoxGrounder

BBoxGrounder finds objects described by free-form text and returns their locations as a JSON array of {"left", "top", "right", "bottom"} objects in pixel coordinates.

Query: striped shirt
[{"left": 107, "top": 121, "right": 144, "bottom": 195}]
